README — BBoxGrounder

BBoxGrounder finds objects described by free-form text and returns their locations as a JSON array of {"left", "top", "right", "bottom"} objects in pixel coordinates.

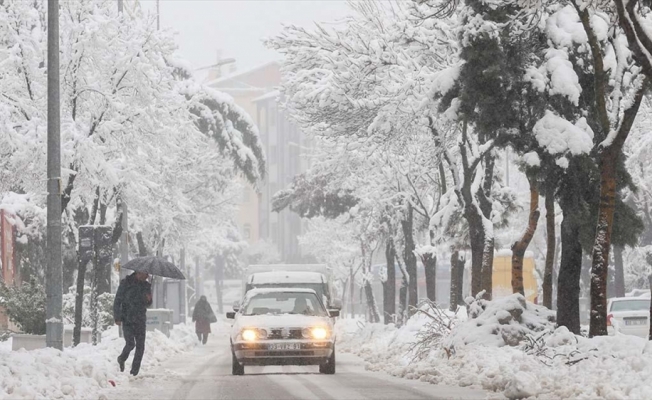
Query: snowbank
[
  {"left": 445, "top": 294, "right": 555, "bottom": 348},
  {"left": 0, "top": 324, "right": 198, "bottom": 400},
  {"left": 337, "top": 294, "right": 652, "bottom": 399}
]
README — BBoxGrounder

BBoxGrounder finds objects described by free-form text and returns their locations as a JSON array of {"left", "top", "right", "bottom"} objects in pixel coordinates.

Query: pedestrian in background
[
  {"left": 192, "top": 295, "right": 216, "bottom": 344},
  {"left": 113, "top": 271, "right": 152, "bottom": 376}
]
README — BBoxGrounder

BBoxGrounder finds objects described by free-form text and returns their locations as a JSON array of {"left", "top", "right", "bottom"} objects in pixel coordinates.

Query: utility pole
[
  {"left": 180, "top": 249, "right": 187, "bottom": 323},
  {"left": 119, "top": 202, "right": 128, "bottom": 280},
  {"left": 46, "top": 0, "right": 63, "bottom": 350},
  {"left": 156, "top": 0, "right": 160, "bottom": 30}
]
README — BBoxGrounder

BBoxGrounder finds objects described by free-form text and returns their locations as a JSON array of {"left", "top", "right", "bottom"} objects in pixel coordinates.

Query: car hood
[{"left": 233, "top": 314, "right": 332, "bottom": 330}]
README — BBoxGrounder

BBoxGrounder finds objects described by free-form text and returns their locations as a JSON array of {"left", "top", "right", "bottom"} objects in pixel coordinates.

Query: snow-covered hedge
[
  {"left": 337, "top": 294, "right": 652, "bottom": 399},
  {"left": 0, "top": 324, "right": 198, "bottom": 399}
]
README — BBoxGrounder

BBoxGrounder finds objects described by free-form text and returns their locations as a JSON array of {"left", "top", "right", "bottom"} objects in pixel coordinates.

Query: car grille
[
  {"left": 254, "top": 351, "right": 313, "bottom": 357},
  {"left": 267, "top": 328, "right": 303, "bottom": 340}
]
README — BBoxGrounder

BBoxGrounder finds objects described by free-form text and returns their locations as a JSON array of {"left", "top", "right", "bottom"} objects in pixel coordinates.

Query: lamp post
[{"left": 46, "top": 0, "right": 63, "bottom": 350}]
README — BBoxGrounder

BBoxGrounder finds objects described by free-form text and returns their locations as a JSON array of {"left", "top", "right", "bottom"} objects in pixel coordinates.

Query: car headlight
[
  {"left": 302, "top": 327, "right": 329, "bottom": 340},
  {"left": 241, "top": 328, "right": 267, "bottom": 341},
  {"left": 311, "top": 327, "right": 328, "bottom": 340}
]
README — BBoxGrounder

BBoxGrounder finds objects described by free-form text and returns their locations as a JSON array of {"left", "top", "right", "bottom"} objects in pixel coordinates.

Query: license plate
[
  {"left": 268, "top": 343, "right": 300, "bottom": 351},
  {"left": 625, "top": 319, "right": 647, "bottom": 326}
]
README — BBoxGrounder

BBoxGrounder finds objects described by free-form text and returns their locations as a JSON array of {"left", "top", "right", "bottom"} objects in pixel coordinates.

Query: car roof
[
  {"left": 246, "top": 287, "right": 319, "bottom": 296},
  {"left": 249, "top": 271, "right": 325, "bottom": 284}
]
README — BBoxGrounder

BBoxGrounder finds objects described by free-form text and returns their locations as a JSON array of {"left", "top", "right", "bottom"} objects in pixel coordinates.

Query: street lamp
[{"left": 46, "top": 0, "right": 63, "bottom": 350}]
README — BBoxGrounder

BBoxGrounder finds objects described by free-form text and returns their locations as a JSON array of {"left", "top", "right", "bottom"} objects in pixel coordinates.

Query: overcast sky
[{"left": 140, "top": 1, "right": 351, "bottom": 79}]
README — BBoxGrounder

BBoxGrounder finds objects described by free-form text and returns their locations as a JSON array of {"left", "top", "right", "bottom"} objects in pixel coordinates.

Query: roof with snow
[
  {"left": 252, "top": 90, "right": 280, "bottom": 103},
  {"left": 249, "top": 271, "right": 326, "bottom": 285},
  {"left": 206, "top": 60, "right": 279, "bottom": 91},
  {"left": 246, "top": 287, "right": 319, "bottom": 296}
]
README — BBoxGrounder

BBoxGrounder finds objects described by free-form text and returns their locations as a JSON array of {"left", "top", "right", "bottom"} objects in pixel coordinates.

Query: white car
[
  {"left": 226, "top": 288, "right": 338, "bottom": 375},
  {"left": 607, "top": 297, "right": 650, "bottom": 338}
]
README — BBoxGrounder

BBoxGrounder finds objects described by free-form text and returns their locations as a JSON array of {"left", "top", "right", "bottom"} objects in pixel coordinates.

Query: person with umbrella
[
  {"left": 113, "top": 271, "right": 152, "bottom": 376},
  {"left": 192, "top": 295, "right": 216, "bottom": 344},
  {"left": 114, "top": 256, "right": 185, "bottom": 374}
]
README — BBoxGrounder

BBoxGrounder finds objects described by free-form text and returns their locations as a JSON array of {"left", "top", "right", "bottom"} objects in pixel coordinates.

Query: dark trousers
[
  {"left": 197, "top": 332, "right": 208, "bottom": 344},
  {"left": 119, "top": 322, "right": 146, "bottom": 374}
]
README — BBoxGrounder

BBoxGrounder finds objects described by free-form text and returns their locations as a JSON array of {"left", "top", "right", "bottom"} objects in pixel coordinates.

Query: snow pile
[
  {"left": 0, "top": 324, "right": 198, "bottom": 400},
  {"left": 444, "top": 293, "right": 556, "bottom": 349},
  {"left": 534, "top": 111, "right": 593, "bottom": 156},
  {"left": 338, "top": 294, "right": 652, "bottom": 399}
]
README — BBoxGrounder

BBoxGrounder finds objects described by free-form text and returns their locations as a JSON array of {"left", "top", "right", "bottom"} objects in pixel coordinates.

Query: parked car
[
  {"left": 607, "top": 297, "right": 651, "bottom": 338},
  {"left": 227, "top": 288, "right": 339, "bottom": 375},
  {"left": 244, "top": 271, "right": 336, "bottom": 309}
]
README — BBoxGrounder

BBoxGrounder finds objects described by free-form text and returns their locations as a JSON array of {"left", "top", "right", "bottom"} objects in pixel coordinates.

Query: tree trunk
[
  {"left": 99, "top": 201, "right": 107, "bottom": 225},
  {"left": 397, "top": 259, "right": 408, "bottom": 326},
  {"left": 401, "top": 204, "right": 418, "bottom": 312},
  {"left": 479, "top": 155, "right": 495, "bottom": 300},
  {"left": 649, "top": 274, "right": 652, "bottom": 340},
  {"left": 552, "top": 236, "right": 561, "bottom": 309},
  {"left": 364, "top": 280, "right": 380, "bottom": 323},
  {"left": 467, "top": 205, "right": 485, "bottom": 298},
  {"left": 422, "top": 251, "right": 437, "bottom": 303},
  {"left": 72, "top": 260, "right": 88, "bottom": 347},
  {"left": 615, "top": 0, "right": 652, "bottom": 80},
  {"left": 349, "top": 265, "right": 355, "bottom": 318},
  {"left": 543, "top": 187, "right": 555, "bottom": 309},
  {"left": 449, "top": 250, "right": 464, "bottom": 311},
  {"left": 383, "top": 239, "right": 396, "bottom": 324},
  {"left": 136, "top": 232, "right": 149, "bottom": 256},
  {"left": 556, "top": 212, "right": 583, "bottom": 334},
  {"left": 614, "top": 245, "right": 625, "bottom": 298},
  {"left": 590, "top": 149, "right": 618, "bottom": 337},
  {"left": 480, "top": 231, "right": 494, "bottom": 300},
  {"left": 512, "top": 175, "right": 540, "bottom": 296}
]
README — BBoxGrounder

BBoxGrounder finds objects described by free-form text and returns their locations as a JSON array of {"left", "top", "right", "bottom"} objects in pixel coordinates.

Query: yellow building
[
  {"left": 207, "top": 61, "right": 311, "bottom": 261},
  {"left": 207, "top": 62, "right": 278, "bottom": 245}
]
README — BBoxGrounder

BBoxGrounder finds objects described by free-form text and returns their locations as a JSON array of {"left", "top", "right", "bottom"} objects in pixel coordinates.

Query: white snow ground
[
  {"left": 337, "top": 294, "right": 652, "bottom": 399},
  {"left": 0, "top": 324, "right": 198, "bottom": 400}
]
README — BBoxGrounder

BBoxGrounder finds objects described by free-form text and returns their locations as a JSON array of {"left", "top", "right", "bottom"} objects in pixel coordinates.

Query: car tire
[
  {"left": 232, "top": 349, "right": 245, "bottom": 376},
  {"left": 319, "top": 347, "right": 336, "bottom": 375}
]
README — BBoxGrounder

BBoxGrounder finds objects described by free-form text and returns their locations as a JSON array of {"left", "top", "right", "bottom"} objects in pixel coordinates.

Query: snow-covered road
[{"left": 103, "top": 324, "right": 488, "bottom": 400}]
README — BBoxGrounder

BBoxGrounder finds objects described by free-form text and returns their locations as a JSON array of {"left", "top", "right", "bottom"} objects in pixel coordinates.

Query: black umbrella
[{"left": 122, "top": 256, "right": 186, "bottom": 280}]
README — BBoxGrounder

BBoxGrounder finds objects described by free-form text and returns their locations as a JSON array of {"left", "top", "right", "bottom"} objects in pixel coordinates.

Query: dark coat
[
  {"left": 113, "top": 273, "right": 152, "bottom": 326},
  {"left": 192, "top": 299, "right": 214, "bottom": 334}
]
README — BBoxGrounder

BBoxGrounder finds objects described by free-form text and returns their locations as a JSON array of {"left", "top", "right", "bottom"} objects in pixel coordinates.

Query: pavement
[{"left": 104, "top": 322, "right": 489, "bottom": 400}]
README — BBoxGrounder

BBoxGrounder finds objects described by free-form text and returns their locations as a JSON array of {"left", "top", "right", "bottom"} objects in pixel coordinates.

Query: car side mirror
[
  {"left": 330, "top": 299, "right": 343, "bottom": 310},
  {"left": 232, "top": 301, "right": 240, "bottom": 312},
  {"left": 226, "top": 311, "right": 236, "bottom": 319},
  {"left": 328, "top": 309, "right": 340, "bottom": 318}
]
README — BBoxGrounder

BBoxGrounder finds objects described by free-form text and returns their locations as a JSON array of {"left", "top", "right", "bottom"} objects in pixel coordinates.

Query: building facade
[{"left": 208, "top": 61, "right": 312, "bottom": 261}]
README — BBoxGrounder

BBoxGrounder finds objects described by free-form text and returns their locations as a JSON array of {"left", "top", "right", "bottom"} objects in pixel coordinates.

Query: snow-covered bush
[
  {"left": 0, "top": 279, "right": 46, "bottom": 334},
  {"left": 410, "top": 300, "right": 460, "bottom": 360},
  {"left": 444, "top": 293, "right": 556, "bottom": 350},
  {"left": 62, "top": 286, "right": 115, "bottom": 331}
]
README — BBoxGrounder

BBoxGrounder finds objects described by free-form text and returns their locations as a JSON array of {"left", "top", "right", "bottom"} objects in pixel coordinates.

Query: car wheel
[
  {"left": 319, "top": 346, "right": 336, "bottom": 375},
  {"left": 232, "top": 349, "right": 245, "bottom": 376}
]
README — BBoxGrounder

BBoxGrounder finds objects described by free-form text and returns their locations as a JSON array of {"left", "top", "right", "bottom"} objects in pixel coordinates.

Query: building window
[{"left": 243, "top": 224, "right": 251, "bottom": 240}]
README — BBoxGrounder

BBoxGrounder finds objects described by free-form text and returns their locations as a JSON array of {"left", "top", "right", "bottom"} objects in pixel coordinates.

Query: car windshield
[
  {"left": 610, "top": 299, "right": 650, "bottom": 312},
  {"left": 250, "top": 283, "right": 328, "bottom": 304},
  {"left": 242, "top": 292, "right": 327, "bottom": 316}
]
